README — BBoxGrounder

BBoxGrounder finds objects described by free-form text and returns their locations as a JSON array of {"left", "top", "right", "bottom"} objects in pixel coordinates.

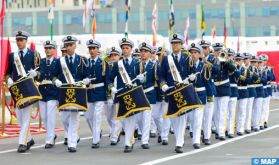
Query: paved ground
[{"left": 0, "top": 100, "right": 279, "bottom": 165}]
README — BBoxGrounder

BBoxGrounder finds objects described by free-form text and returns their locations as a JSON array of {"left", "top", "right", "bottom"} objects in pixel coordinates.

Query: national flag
[
  {"left": 237, "top": 27, "right": 240, "bottom": 53},
  {"left": 152, "top": 0, "right": 157, "bottom": 46},
  {"left": 82, "top": 3, "right": 87, "bottom": 28},
  {"left": 91, "top": 0, "right": 97, "bottom": 38},
  {"left": 48, "top": 0, "right": 55, "bottom": 41},
  {"left": 211, "top": 25, "right": 216, "bottom": 41},
  {"left": 124, "top": 0, "right": 131, "bottom": 38},
  {"left": 0, "top": 0, "right": 6, "bottom": 94},
  {"left": 200, "top": 4, "right": 206, "bottom": 38},
  {"left": 224, "top": 17, "right": 227, "bottom": 48},
  {"left": 168, "top": 0, "right": 175, "bottom": 36},
  {"left": 184, "top": 16, "right": 190, "bottom": 46}
]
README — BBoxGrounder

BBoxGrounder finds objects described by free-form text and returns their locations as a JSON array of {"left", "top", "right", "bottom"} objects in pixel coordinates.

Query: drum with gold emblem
[{"left": 9, "top": 77, "right": 42, "bottom": 109}]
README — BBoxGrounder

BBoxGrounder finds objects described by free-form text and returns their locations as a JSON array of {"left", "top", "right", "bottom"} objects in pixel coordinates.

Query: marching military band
[{"left": 5, "top": 30, "right": 276, "bottom": 154}]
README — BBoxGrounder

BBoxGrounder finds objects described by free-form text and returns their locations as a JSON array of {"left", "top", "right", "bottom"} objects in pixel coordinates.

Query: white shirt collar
[
  {"left": 18, "top": 47, "right": 28, "bottom": 56},
  {"left": 123, "top": 55, "right": 132, "bottom": 64},
  {"left": 195, "top": 60, "right": 200, "bottom": 68},
  {"left": 67, "top": 53, "right": 76, "bottom": 62},
  {"left": 46, "top": 56, "right": 54, "bottom": 64},
  {"left": 172, "top": 51, "right": 181, "bottom": 61},
  {"left": 91, "top": 56, "right": 99, "bottom": 63}
]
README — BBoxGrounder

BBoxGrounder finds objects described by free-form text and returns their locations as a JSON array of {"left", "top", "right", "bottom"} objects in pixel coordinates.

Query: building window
[
  {"left": 262, "top": 6, "right": 270, "bottom": 17},
  {"left": 231, "top": 8, "right": 240, "bottom": 18}
]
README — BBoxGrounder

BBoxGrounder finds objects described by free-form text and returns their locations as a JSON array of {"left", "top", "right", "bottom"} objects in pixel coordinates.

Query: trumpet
[{"left": 218, "top": 51, "right": 228, "bottom": 62}]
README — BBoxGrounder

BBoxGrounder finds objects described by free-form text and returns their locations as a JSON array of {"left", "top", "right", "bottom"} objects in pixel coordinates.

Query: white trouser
[
  {"left": 150, "top": 117, "right": 157, "bottom": 134},
  {"left": 190, "top": 107, "right": 204, "bottom": 144},
  {"left": 245, "top": 97, "right": 254, "bottom": 131},
  {"left": 85, "top": 102, "right": 104, "bottom": 144},
  {"left": 252, "top": 97, "right": 263, "bottom": 129},
  {"left": 39, "top": 100, "right": 57, "bottom": 144},
  {"left": 123, "top": 113, "right": 138, "bottom": 147},
  {"left": 212, "top": 98, "right": 218, "bottom": 132},
  {"left": 170, "top": 115, "right": 187, "bottom": 147},
  {"left": 137, "top": 115, "right": 143, "bottom": 135},
  {"left": 203, "top": 101, "right": 214, "bottom": 139},
  {"left": 237, "top": 98, "right": 248, "bottom": 133},
  {"left": 105, "top": 100, "right": 121, "bottom": 142},
  {"left": 138, "top": 109, "right": 152, "bottom": 144},
  {"left": 261, "top": 96, "right": 270, "bottom": 126},
  {"left": 61, "top": 111, "right": 79, "bottom": 148},
  {"left": 160, "top": 102, "right": 170, "bottom": 141},
  {"left": 215, "top": 96, "right": 230, "bottom": 137},
  {"left": 15, "top": 105, "right": 32, "bottom": 145},
  {"left": 60, "top": 111, "right": 70, "bottom": 139},
  {"left": 227, "top": 97, "right": 237, "bottom": 135},
  {"left": 152, "top": 102, "right": 165, "bottom": 135}
]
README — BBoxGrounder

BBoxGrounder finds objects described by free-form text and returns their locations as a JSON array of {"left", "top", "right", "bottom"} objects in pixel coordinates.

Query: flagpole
[
  {"left": 152, "top": 0, "right": 157, "bottom": 46},
  {"left": 124, "top": 0, "right": 130, "bottom": 38},
  {"left": 168, "top": 0, "right": 174, "bottom": 36}
]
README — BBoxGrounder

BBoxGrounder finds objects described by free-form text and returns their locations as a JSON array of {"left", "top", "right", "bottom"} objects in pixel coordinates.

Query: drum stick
[
  {"left": 61, "top": 78, "right": 96, "bottom": 86},
  {"left": 17, "top": 67, "right": 40, "bottom": 81},
  {"left": 131, "top": 72, "right": 147, "bottom": 82}
]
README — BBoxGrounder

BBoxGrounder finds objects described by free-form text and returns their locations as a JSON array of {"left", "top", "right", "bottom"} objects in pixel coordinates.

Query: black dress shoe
[
  {"left": 212, "top": 129, "right": 216, "bottom": 134},
  {"left": 219, "top": 136, "right": 226, "bottom": 141},
  {"left": 110, "top": 141, "right": 117, "bottom": 146},
  {"left": 27, "top": 139, "right": 35, "bottom": 150},
  {"left": 64, "top": 138, "right": 68, "bottom": 145},
  {"left": 175, "top": 146, "right": 183, "bottom": 153},
  {"left": 215, "top": 134, "right": 219, "bottom": 139},
  {"left": 134, "top": 129, "right": 138, "bottom": 138},
  {"left": 137, "top": 134, "right": 142, "bottom": 140},
  {"left": 77, "top": 138, "right": 80, "bottom": 143},
  {"left": 169, "top": 129, "right": 174, "bottom": 134},
  {"left": 141, "top": 144, "right": 150, "bottom": 149},
  {"left": 260, "top": 126, "right": 264, "bottom": 130},
  {"left": 193, "top": 143, "right": 200, "bottom": 149},
  {"left": 68, "top": 147, "right": 76, "bottom": 153},
  {"left": 162, "top": 140, "right": 168, "bottom": 145},
  {"left": 150, "top": 133, "right": 156, "bottom": 138},
  {"left": 225, "top": 131, "right": 228, "bottom": 137},
  {"left": 17, "top": 145, "right": 28, "bottom": 153},
  {"left": 254, "top": 128, "right": 259, "bottom": 132},
  {"left": 157, "top": 136, "right": 162, "bottom": 143},
  {"left": 45, "top": 144, "right": 54, "bottom": 149},
  {"left": 186, "top": 126, "right": 190, "bottom": 130},
  {"left": 53, "top": 135, "right": 57, "bottom": 144},
  {"left": 91, "top": 143, "right": 100, "bottom": 149},
  {"left": 245, "top": 130, "right": 251, "bottom": 134},
  {"left": 264, "top": 122, "right": 268, "bottom": 128},
  {"left": 100, "top": 130, "right": 102, "bottom": 139},
  {"left": 204, "top": 139, "right": 211, "bottom": 145},
  {"left": 124, "top": 145, "right": 133, "bottom": 153},
  {"left": 121, "top": 129, "right": 125, "bottom": 136},
  {"left": 228, "top": 134, "right": 234, "bottom": 138},
  {"left": 190, "top": 132, "right": 193, "bottom": 138},
  {"left": 237, "top": 132, "right": 243, "bottom": 136}
]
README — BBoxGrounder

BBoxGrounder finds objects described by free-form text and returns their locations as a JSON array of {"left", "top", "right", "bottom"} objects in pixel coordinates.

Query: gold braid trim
[
  {"left": 102, "top": 60, "right": 106, "bottom": 76},
  {"left": 204, "top": 62, "right": 212, "bottom": 80}
]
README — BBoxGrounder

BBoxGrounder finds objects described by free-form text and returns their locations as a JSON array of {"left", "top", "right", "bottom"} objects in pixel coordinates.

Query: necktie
[
  {"left": 46, "top": 59, "right": 50, "bottom": 66},
  {"left": 46, "top": 59, "right": 50, "bottom": 78},
  {"left": 19, "top": 50, "right": 24, "bottom": 62},
  {"left": 125, "top": 58, "right": 129, "bottom": 66},
  {"left": 142, "top": 62, "right": 146, "bottom": 73},
  {"left": 69, "top": 56, "right": 73, "bottom": 68},
  {"left": 91, "top": 59, "right": 95, "bottom": 68},
  {"left": 174, "top": 55, "right": 178, "bottom": 63}
]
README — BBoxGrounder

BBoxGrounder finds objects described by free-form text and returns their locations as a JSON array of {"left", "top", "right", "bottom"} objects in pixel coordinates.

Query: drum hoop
[
  {"left": 117, "top": 85, "right": 143, "bottom": 97},
  {"left": 58, "top": 103, "right": 88, "bottom": 111},
  {"left": 167, "top": 83, "right": 191, "bottom": 96},
  {"left": 59, "top": 86, "right": 86, "bottom": 89},
  {"left": 164, "top": 104, "right": 203, "bottom": 118},
  {"left": 16, "top": 96, "right": 42, "bottom": 108},
  {"left": 10, "top": 77, "right": 33, "bottom": 86}
]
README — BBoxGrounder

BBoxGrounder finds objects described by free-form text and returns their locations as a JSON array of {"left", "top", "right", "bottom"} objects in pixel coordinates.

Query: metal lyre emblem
[
  {"left": 123, "top": 94, "right": 136, "bottom": 111},
  {"left": 10, "top": 85, "right": 23, "bottom": 101},
  {"left": 173, "top": 92, "right": 187, "bottom": 108}
]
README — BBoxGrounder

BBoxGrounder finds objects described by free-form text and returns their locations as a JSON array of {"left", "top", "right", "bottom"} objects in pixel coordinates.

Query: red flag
[
  {"left": 30, "top": 42, "right": 36, "bottom": 51},
  {"left": 223, "top": 17, "right": 227, "bottom": 48},
  {"left": 0, "top": 0, "right": 5, "bottom": 19},
  {"left": 211, "top": 25, "right": 216, "bottom": 41}
]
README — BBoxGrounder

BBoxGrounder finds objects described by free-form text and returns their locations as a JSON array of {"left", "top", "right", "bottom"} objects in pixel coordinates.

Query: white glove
[
  {"left": 162, "top": 84, "right": 169, "bottom": 92},
  {"left": 183, "top": 78, "right": 189, "bottom": 84},
  {"left": 111, "top": 87, "right": 117, "bottom": 95},
  {"left": 7, "top": 78, "right": 14, "bottom": 87},
  {"left": 28, "top": 69, "right": 37, "bottom": 78},
  {"left": 136, "top": 74, "right": 145, "bottom": 83},
  {"left": 82, "top": 78, "right": 90, "bottom": 85},
  {"left": 55, "top": 79, "right": 62, "bottom": 87},
  {"left": 189, "top": 73, "right": 196, "bottom": 81}
]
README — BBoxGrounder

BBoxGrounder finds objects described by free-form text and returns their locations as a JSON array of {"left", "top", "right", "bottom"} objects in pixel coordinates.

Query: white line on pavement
[{"left": 139, "top": 124, "right": 279, "bottom": 165}]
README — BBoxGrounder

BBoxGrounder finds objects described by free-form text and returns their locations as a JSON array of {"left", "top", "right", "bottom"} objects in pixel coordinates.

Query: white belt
[
  {"left": 214, "top": 79, "right": 229, "bottom": 86},
  {"left": 254, "top": 84, "right": 263, "bottom": 88},
  {"left": 238, "top": 86, "right": 247, "bottom": 90},
  {"left": 267, "top": 85, "right": 271, "bottom": 88},
  {"left": 88, "top": 83, "right": 104, "bottom": 89},
  {"left": 247, "top": 85, "right": 255, "bottom": 88},
  {"left": 144, "top": 86, "right": 155, "bottom": 93},
  {"left": 195, "top": 87, "right": 206, "bottom": 92},
  {"left": 230, "top": 84, "right": 237, "bottom": 88},
  {"left": 263, "top": 86, "right": 267, "bottom": 89},
  {"left": 39, "top": 80, "right": 53, "bottom": 85}
]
